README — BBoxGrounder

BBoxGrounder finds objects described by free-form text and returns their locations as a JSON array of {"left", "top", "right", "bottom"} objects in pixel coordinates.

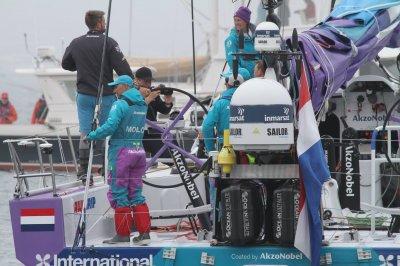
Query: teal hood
[{"left": 121, "top": 88, "right": 146, "bottom": 106}]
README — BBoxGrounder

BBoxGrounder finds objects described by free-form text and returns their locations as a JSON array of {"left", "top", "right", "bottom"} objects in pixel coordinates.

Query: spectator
[
  {"left": 31, "top": 94, "right": 48, "bottom": 124},
  {"left": 61, "top": 10, "right": 133, "bottom": 180},
  {"left": 0, "top": 92, "right": 17, "bottom": 124}
]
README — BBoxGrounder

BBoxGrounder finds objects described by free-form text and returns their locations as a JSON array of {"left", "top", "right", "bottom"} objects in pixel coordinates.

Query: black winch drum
[
  {"left": 220, "top": 180, "right": 266, "bottom": 245},
  {"left": 273, "top": 181, "right": 300, "bottom": 245}
]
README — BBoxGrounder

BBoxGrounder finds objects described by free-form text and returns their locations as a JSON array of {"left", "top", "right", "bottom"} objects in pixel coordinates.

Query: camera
[{"left": 157, "top": 84, "right": 173, "bottom": 96}]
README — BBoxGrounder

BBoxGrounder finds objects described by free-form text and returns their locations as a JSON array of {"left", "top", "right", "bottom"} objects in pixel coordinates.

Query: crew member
[
  {"left": 225, "top": 6, "right": 257, "bottom": 78},
  {"left": 61, "top": 10, "right": 133, "bottom": 180},
  {"left": 202, "top": 68, "right": 250, "bottom": 153},
  {"left": 134, "top": 67, "right": 174, "bottom": 158},
  {"left": 86, "top": 75, "right": 151, "bottom": 245}
]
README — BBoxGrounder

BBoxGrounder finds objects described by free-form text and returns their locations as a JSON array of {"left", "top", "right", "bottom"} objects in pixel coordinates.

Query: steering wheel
[{"left": 144, "top": 87, "right": 208, "bottom": 171}]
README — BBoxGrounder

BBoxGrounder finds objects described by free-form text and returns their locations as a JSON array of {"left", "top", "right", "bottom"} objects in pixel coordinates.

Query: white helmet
[{"left": 254, "top": 22, "right": 281, "bottom": 52}]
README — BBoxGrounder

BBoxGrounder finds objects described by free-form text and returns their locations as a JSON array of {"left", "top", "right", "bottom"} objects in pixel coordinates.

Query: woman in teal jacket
[
  {"left": 225, "top": 6, "right": 257, "bottom": 78},
  {"left": 86, "top": 75, "right": 151, "bottom": 245},
  {"left": 202, "top": 68, "right": 250, "bottom": 153}
]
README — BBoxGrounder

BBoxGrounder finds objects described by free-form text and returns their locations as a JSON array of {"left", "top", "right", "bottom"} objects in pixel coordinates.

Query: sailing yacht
[{"left": 6, "top": 1, "right": 400, "bottom": 265}]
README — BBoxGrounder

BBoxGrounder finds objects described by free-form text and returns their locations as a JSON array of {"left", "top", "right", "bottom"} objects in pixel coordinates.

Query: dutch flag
[
  {"left": 20, "top": 208, "right": 55, "bottom": 232},
  {"left": 294, "top": 64, "right": 330, "bottom": 266}
]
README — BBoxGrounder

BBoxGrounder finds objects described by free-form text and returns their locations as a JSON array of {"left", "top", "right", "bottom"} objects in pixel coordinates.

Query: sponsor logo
[
  {"left": 267, "top": 128, "right": 288, "bottom": 136},
  {"left": 171, "top": 149, "right": 200, "bottom": 200},
  {"left": 133, "top": 111, "right": 146, "bottom": 115},
  {"left": 264, "top": 114, "right": 290, "bottom": 122},
  {"left": 352, "top": 114, "right": 385, "bottom": 122},
  {"left": 126, "top": 126, "right": 145, "bottom": 133},
  {"left": 275, "top": 192, "right": 282, "bottom": 239},
  {"left": 242, "top": 191, "right": 250, "bottom": 237},
  {"left": 36, "top": 253, "right": 153, "bottom": 266},
  {"left": 224, "top": 192, "right": 232, "bottom": 238},
  {"left": 230, "top": 128, "right": 242, "bottom": 136},
  {"left": 74, "top": 197, "right": 96, "bottom": 213},
  {"left": 264, "top": 107, "right": 291, "bottom": 123},
  {"left": 36, "top": 254, "right": 51, "bottom": 266},
  {"left": 345, "top": 146, "right": 355, "bottom": 197},
  {"left": 283, "top": 107, "right": 290, "bottom": 115},
  {"left": 259, "top": 252, "right": 303, "bottom": 260},
  {"left": 230, "top": 107, "right": 245, "bottom": 122},
  {"left": 378, "top": 254, "right": 394, "bottom": 266}
]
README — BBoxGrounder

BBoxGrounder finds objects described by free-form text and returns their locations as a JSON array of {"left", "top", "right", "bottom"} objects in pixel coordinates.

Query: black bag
[
  {"left": 220, "top": 180, "right": 266, "bottom": 245},
  {"left": 273, "top": 180, "right": 300, "bottom": 245}
]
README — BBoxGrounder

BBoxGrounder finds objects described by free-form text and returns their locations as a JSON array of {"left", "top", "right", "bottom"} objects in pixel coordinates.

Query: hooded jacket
[
  {"left": 202, "top": 87, "right": 238, "bottom": 152},
  {"left": 86, "top": 88, "right": 147, "bottom": 147},
  {"left": 224, "top": 23, "right": 257, "bottom": 78}
]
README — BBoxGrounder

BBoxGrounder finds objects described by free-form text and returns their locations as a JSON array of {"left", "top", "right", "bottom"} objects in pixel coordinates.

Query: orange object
[
  {"left": 31, "top": 98, "right": 48, "bottom": 124},
  {"left": 0, "top": 102, "right": 17, "bottom": 124}
]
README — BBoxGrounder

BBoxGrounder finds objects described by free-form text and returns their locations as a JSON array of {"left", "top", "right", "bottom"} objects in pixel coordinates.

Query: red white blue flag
[
  {"left": 20, "top": 208, "right": 55, "bottom": 231},
  {"left": 294, "top": 64, "right": 330, "bottom": 265}
]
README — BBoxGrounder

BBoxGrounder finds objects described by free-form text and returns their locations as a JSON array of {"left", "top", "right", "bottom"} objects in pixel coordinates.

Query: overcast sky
[{"left": 0, "top": 0, "right": 315, "bottom": 123}]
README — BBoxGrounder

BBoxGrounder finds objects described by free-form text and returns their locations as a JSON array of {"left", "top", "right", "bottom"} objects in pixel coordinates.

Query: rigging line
[
  {"left": 191, "top": 0, "right": 197, "bottom": 96},
  {"left": 74, "top": 0, "right": 113, "bottom": 249}
]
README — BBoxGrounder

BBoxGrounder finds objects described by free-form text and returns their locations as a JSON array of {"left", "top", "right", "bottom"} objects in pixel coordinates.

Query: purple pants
[{"left": 107, "top": 146, "right": 146, "bottom": 208}]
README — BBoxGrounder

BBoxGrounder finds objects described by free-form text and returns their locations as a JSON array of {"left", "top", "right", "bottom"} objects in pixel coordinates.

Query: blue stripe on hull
[{"left": 21, "top": 224, "right": 55, "bottom": 231}]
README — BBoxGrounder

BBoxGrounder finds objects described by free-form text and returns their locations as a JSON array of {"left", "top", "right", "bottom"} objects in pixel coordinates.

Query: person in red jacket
[
  {"left": 0, "top": 92, "right": 17, "bottom": 124},
  {"left": 31, "top": 95, "right": 48, "bottom": 124}
]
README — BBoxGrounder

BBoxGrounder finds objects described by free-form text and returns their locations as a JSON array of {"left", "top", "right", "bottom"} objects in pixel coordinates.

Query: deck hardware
[
  {"left": 163, "top": 248, "right": 177, "bottom": 260},
  {"left": 320, "top": 252, "right": 332, "bottom": 265},
  {"left": 201, "top": 252, "right": 215, "bottom": 265},
  {"left": 357, "top": 249, "right": 372, "bottom": 260}
]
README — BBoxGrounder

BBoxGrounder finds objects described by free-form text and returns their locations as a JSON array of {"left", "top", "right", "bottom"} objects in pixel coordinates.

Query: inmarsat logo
[
  {"left": 36, "top": 254, "right": 50, "bottom": 266},
  {"left": 230, "top": 107, "right": 245, "bottom": 122},
  {"left": 283, "top": 107, "right": 289, "bottom": 115}
]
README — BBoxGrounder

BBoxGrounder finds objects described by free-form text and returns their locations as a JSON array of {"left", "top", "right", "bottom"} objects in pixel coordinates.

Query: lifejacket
[
  {"left": 35, "top": 100, "right": 48, "bottom": 120},
  {"left": 0, "top": 104, "right": 11, "bottom": 116}
]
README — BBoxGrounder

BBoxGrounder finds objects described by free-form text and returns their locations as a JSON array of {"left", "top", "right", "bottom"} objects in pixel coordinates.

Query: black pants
[{"left": 143, "top": 130, "right": 172, "bottom": 158}]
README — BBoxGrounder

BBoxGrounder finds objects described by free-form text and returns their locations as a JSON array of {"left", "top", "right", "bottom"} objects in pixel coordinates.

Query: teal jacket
[
  {"left": 86, "top": 89, "right": 147, "bottom": 147},
  {"left": 202, "top": 87, "right": 237, "bottom": 152},
  {"left": 224, "top": 24, "right": 256, "bottom": 78}
]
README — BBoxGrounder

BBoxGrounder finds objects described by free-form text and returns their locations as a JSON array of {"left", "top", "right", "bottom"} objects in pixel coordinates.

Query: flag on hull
[{"left": 20, "top": 208, "right": 55, "bottom": 232}]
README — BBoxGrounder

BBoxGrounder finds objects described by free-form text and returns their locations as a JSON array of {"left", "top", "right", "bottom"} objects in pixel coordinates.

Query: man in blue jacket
[
  {"left": 225, "top": 6, "right": 257, "bottom": 78},
  {"left": 86, "top": 75, "right": 151, "bottom": 245},
  {"left": 202, "top": 68, "right": 251, "bottom": 153}
]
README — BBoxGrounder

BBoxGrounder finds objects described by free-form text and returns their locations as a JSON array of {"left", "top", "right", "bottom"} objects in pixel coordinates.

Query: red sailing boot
[
  {"left": 103, "top": 207, "right": 132, "bottom": 244},
  {"left": 131, "top": 204, "right": 151, "bottom": 245}
]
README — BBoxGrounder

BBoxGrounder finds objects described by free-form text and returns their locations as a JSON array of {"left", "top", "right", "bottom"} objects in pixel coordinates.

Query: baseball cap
[
  {"left": 108, "top": 75, "right": 133, "bottom": 87},
  {"left": 1, "top": 92, "right": 8, "bottom": 99},
  {"left": 135, "top": 67, "right": 154, "bottom": 81}
]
